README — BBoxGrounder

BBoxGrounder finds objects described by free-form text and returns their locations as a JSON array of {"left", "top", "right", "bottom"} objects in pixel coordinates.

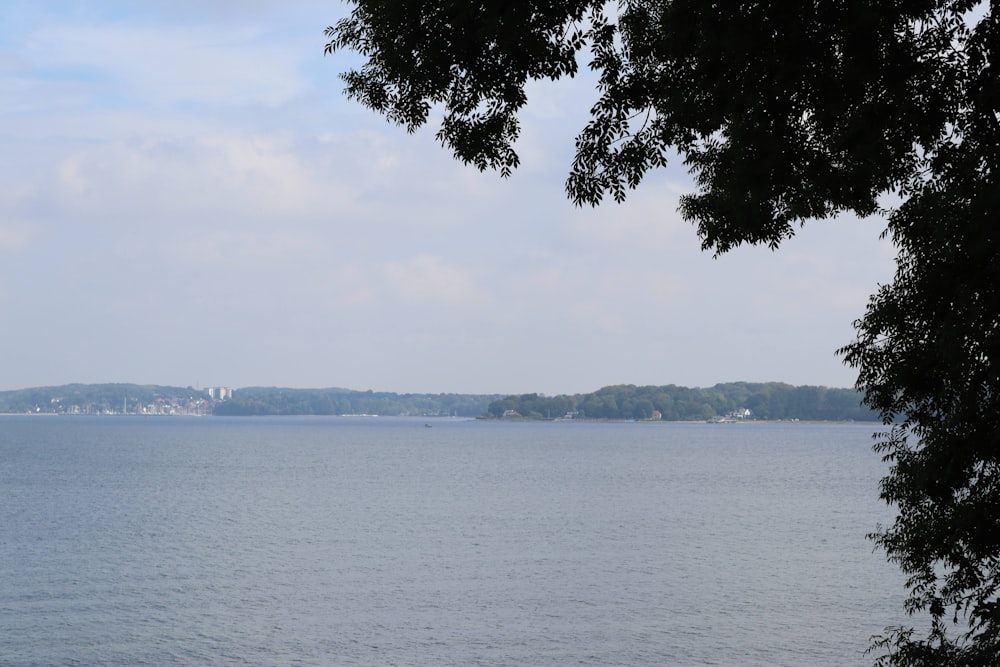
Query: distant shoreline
[
  {"left": 0, "top": 382, "right": 876, "bottom": 422},
  {"left": 0, "top": 412, "right": 881, "bottom": 424}
]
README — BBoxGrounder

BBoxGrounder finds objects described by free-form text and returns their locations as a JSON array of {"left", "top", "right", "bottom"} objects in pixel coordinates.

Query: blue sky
[{"left": 0, "top": 1, "right": 895, "bottom": 395}]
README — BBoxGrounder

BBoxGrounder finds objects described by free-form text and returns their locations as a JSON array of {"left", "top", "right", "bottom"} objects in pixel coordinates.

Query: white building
[{"left": 207, "top": 387, "right": 233, "bottom": 401}]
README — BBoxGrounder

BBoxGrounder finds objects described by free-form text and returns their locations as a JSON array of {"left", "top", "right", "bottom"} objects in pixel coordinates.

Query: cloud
[
  {"left": 0, "top": 1, "right": 901, "bottom": 394},
  {"left": 568, "top": 300, "right": 626, "bottom": 335},
  {"left": 0, "top": 222, "right": 31, "bottom": 252},
  {"left": 381, "top": 255, "right": 483, "bottom": 306},
  {"left": 40, "top": 129, "right": 362, "bottom": 230},
  {"left": 24, "top": 23, "right": 310, "bottom": 109}
]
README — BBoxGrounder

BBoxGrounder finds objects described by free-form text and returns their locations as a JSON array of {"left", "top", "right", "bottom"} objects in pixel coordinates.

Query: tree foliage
[
  {"left": 327, "top": 1, "right": 970, "bottom": 251},
  {"left": 487, "top": 382, "right": 874, "bottom": 422},
  {"left": 211, "top": 386, "right": 500, "bottom": 417},
  {"left": 0, "top": 384, "right": 501, "bottom": 418},
  {"left": 840, "top": 36, "right": 1000, "bottom": 662},
  {"left": 327, "top": 1, "right": 1000, "bottom": 662}
]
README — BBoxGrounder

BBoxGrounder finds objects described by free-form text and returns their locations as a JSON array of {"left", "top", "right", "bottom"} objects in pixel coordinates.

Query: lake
[{"left": 0, "top": 417, "right": 907, "bottom": 666}]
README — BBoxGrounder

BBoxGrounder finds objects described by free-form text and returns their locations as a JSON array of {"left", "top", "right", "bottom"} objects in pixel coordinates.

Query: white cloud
[
  {"left": 0, "top": 1, "right": 901, "bottom": 393},
  {"left": 25, "top": 23, "right": 310, "bottom": 109},
  {"left": 568, "top": 300, "right": 626, "bottom": 335},
  {"left": 0, "top": 222, "right": 31, "bottom": 252},
  {"left": 573, "top": 177, "right": 693, "bottom": 249},
  {"left": 42, "top": 129, "right": 363, "bottom": 233},
  {"left": 381, "top": 255, "right": 484, "bottom": 306}
]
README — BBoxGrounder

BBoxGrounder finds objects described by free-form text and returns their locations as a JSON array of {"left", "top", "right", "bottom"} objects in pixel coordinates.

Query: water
[{"left": 0, "top": 417, "right": 906, "bottom": 666}]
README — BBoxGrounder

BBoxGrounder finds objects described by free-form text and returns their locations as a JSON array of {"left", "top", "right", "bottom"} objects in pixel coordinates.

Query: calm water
[{"left": 0, "top": 417, "right": 906, "bottom": 666}]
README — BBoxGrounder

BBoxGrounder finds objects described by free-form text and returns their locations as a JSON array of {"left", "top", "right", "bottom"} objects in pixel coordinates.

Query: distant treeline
[
  {"left": 0, "top": 383, "right": 502, "bottom": 417},
  {"left": 487, "top": 382, "right": 877, "bottom": 421},
  {"left": 213, "top": 387, "right": 501, "bottom": 417},
  {"left": 0, "top": 382, "right": 875, "bottom": 421}
]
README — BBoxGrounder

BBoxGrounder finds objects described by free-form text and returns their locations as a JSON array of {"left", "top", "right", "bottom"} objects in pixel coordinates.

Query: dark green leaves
[
  {"left": 326, "top": 1, "right": 597, "bottom": 177},
  {"left": 840, "top": 12, "right": 1000, "bottom": 657},
  {"left": 327, "top": 1, "right": 971, "bottom": 255}
]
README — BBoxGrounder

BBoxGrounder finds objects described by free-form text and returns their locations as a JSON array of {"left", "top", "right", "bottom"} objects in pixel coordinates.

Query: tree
[
  {"left": 632, "top": 397, "right": 655, "bottom": 420},
  {"left": 840, "top": 90, "right": 1000, "bottom": 665},
  {"left": 326, "top": 2, "right": 999, "bottom": 663}
]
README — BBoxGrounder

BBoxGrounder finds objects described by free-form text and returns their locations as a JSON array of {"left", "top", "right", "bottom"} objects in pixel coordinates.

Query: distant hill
[
  {"left": 212, "top": 386, "right": 501, "bottom": 417},
  {"left": 0, "top": 383, "right": 502, "bottom": 417},
  {"left": 0, "top": 382, "right": 876, "bottom": 421},
  {"left": 486, "top": 382, "right": 878, "bottom": 422}
]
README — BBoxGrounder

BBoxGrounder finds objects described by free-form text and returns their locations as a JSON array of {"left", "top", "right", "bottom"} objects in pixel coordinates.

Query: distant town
[
  {"left": 21, "top": 386, "right": 235, "bottom": 416},
  {"left": 0, "top": 383, "right": 501, "bottom": 418}
]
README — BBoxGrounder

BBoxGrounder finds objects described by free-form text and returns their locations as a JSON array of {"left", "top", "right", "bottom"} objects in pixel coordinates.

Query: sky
[{"left": 0, "top": 1, "right": 897, "bottom": 396}]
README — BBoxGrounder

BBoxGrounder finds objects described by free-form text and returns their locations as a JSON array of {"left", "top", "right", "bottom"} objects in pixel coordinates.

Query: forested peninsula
[
  {"left": 486, "top": 382, "right": 875, "bottom": 421},
  {"left": 0, "top": 382, "right": 875, "bottom": 421}
]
